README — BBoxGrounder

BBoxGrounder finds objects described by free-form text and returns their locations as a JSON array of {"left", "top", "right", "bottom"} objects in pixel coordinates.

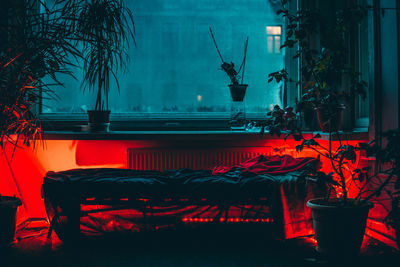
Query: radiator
[{"left": 127, "top": 147, "right": 270, "bottom": 171}]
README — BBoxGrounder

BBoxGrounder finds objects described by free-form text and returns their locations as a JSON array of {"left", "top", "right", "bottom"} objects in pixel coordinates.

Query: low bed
[{"left": 42, "top": 155, "right": 326, "bottom": 241}]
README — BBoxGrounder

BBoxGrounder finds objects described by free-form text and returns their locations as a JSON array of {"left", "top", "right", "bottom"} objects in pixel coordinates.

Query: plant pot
[
  {"left": 315, "top": 105, "right": 345, "bottom": 132},
  {"left": 307, "top": 198, "right": 373, "bottom": 257},
  {"left": 229, "top": 84, "right": 247, "bottom": 102},
  {"left": 0, "top": 196, "right": 22, "bottom": 245},
  {"left": 87, "top": 110, "right": 111, "bottom": 132}
]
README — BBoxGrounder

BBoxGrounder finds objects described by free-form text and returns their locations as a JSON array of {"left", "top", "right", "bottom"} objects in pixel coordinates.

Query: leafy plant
[
  {"left": 257, "top": 105, "right": 400, "bottom": 216},
  {"left": 75, "top": 0, "right": 135, "bottom": 111},
  {"left": 249, "top": 105, "right": 299, "bottom": 138},
  {"left": 209, "top": 27, "right": 248, "bottom": 85},
  {"left": 0, "top": 0, "right": 81, "bottom": 152},
  {"left": 268, "top": 0, "right": 368, "bottom": 112}
]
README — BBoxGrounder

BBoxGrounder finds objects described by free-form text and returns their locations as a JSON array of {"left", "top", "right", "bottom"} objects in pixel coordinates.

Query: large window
[{"left": 41, "top": 0, "right": 285, "bottom": 119}]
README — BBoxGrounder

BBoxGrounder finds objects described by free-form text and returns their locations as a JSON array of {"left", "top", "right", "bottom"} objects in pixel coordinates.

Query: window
[
  {"left": 41, "top": 0, "right": 286, "bottom": 121},
  {"left": 266, "top": 26, "right": 282, "bottom": 54}
]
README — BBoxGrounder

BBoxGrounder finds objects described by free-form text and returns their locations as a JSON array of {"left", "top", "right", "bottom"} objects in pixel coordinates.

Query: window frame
[
  {"left": 38, "top": 0, "right": 368, "bottom": 132},
  {"left": 39, "top": 0, "right": 294, "bottom": 131},
  {"left": 266, "top": 26, "right": 283, "bottom": 54}
]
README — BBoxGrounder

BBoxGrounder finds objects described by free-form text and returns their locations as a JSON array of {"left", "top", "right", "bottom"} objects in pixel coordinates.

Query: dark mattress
[
  {"left": 43, "top": 168, "right": 307, "bottom": 201},
  {"left": 42, "top": 162, "right": 326, "bottom": 240}
]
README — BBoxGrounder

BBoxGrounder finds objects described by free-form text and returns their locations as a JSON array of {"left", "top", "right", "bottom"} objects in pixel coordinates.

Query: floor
[{"left": 1, "top": 222, "right": 399, "bottom": 267}]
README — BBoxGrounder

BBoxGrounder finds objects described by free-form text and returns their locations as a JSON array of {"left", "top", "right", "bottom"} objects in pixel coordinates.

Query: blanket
[
  {"left": 213, "top": 155, "right": 325, "bottom": 239},
  {"left": 212, "top": 154, "right": 320, "bottom": 175}
]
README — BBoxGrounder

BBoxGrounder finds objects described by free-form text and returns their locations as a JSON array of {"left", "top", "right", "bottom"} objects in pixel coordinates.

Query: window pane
[
  {"left": 42, "top": 0, "right": 285, "bottom": 116},
  {"left": 267, "top": 36, "right": 274, "bottom": 54},
  {"left": 266, "top": 26, "right": 281, "bottom": 35},
  {"left": 275, "top": 36, "right": 281, "bottom": 54}
]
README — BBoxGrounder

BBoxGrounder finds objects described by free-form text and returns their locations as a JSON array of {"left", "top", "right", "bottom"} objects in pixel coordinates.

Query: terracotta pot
[
  {"left": 229, "top": 84, "right": 248, "bottom": 102},
  {"left": 307, "top": 198, "right": 373, "bottom": 257},
  {"left": 87, "top": 110, "right": 110, "bottom": 132},
  {"left": 0, "top": 196, "right": 22, "bottom": 245},
  {"left": 315, "top": 105, "right": 345, "bottom": 132}
]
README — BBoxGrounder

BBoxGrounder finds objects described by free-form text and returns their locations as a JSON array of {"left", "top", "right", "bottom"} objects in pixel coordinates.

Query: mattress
[{"left": 42, "top": 155, "right": 325, "bottom": 240}]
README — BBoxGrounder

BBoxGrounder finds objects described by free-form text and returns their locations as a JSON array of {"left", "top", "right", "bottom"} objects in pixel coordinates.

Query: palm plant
[
  {"left": 75, "top": 0, "right": 135, "bottom": 115},
  {"left": 1, "top": 0, "right": 80, "bottom": 152}
]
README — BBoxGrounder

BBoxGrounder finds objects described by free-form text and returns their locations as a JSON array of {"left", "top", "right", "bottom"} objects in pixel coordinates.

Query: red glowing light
[{"left": 181, "top": 217, "right": 272, "bottom": 223}]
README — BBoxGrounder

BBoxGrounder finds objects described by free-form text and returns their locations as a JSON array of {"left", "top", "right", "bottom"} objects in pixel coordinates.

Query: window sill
[{"left": 42, "top": 129, "right": 369, "bottom": 141}]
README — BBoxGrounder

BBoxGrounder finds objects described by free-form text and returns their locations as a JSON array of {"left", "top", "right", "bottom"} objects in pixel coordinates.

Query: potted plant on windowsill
[
  {"left": 209, "top": 27, "right": 249, "bottom": 130},
  {"left": 75, "top": 0, "right": 135, "bottom": 132},
  {"left": 253, "top": 106, "right": 399, "bottom": 257},
  {"left": 0, "top": 0, "right": 81, "bottom": 244},
  {"left": 268, "top": 1, "right": 368, "bottom": 132}
]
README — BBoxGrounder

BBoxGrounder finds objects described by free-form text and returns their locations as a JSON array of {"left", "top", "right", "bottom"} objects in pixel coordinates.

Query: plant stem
[
  {"left": 241, "top": 37, "right": 248, "bottom": 84},
  {"left": 329, "top": 130, "right": 347, "bottom": 200},
  {"left": 363, "top": 173, "right": 394, "bottom": 202}
]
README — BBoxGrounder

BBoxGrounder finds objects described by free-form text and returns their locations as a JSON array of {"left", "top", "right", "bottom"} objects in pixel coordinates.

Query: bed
[{"left": 42, "top": 155, "right": 326, "bottom": 241}]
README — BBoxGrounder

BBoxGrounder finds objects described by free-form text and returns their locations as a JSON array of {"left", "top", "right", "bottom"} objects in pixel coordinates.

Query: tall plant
[
  {"left": 0, "top": 0, "right": 81, "bottom": 152},
  {"left": 75, "top": 0, "right": 135, "bottom": 111},
  {"left": 268, "top": 0, "right": 368, "bottom": 126},
  {"left": 254, "top": 105, "right": 400, "bottom": 208}
]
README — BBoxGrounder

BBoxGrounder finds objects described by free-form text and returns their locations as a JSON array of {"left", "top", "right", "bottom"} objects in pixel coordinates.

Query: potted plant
[
  {"left": 0, "top": 0, "right": 82, "bottom": 244},
  {"left": 75, "top": 0, "right": 135, "bottom": 132},
  {"left": 268, "top": 1, "right": 368, "bottom": 132},
  {"left": 209, "top": 27, "right": 249, "bottom": 129},
  {"left": 254, "top": 106, "right": 399, "bottom": 257},
  {"left": 303, "top": 130, "right": 400, "bottom": 257}
]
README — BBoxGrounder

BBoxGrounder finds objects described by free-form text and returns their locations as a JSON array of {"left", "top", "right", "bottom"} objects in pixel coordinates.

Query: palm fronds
[
  {"left": 0, "top": 0, "right": 82, "bottom": 151},
  {"left": 75, "top": 0, "right": 135, "bottom": 111}
]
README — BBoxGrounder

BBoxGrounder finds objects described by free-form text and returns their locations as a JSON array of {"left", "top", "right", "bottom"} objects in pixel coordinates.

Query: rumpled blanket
[
  {"left": 213, "top": 155, "right": 325, "bottom": 239},
  {"left": 212, "top": 154, "right": 320, "bottom": 176}
]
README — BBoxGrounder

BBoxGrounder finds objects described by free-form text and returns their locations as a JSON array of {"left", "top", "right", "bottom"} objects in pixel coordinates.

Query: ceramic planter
[
  {"left": 87, "top": 110, "right": 111, "bottom": 132},
  {"left": 315, "top": 105, "right": 345, "bottom": 132},
  {"left": 307, "top": 198, "right": 373, "bottom": 257}
]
